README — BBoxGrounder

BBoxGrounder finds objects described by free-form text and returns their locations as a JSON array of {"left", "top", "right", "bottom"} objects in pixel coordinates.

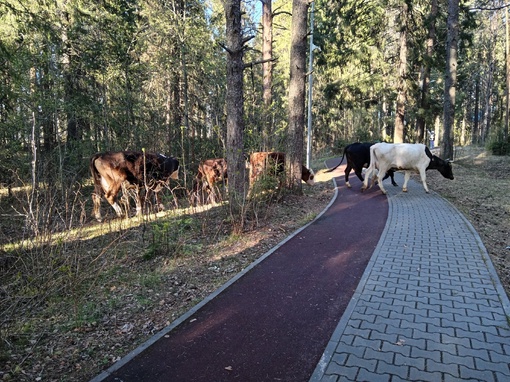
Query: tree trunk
[
  {"left": 482, "top": 62, "right": 494, "bottom": 143},
  {"left": 394, "top": 1, "right": 408, "bottom": 144},
  {"left": 287, "top": 0, "right": 309, "bottom": 193},
  {"left": 505, "top": 6, "right": 509, "bottom": 141},
  {"left": 224, "top": 0, "right": 246, "bottom": 227},
  {"left": 416, "top": 0, "right": 437, "bottom": 144},
  {"left": 262, "top": 0, "right": 273, "bottom": 150},
  {"left": 473, "top": 69, "right": 480, "bottom": 144},
  {"left": 442, "top": 0, "right": 459, "bottom": 160}
]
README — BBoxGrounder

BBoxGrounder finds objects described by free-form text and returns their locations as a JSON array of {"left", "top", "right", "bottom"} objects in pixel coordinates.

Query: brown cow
[
  {"left": 193, "top": 158, "right": 228, "bottom": 205},
  {"left": 249, "top": 152, "right": 315, "bottom": 186},
  {"left": 90, "top": 151, "right": 179, "bottom": 221}
]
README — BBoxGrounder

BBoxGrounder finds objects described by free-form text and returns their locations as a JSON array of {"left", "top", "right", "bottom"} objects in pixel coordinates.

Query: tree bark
[
  {"left": 224, "top": 0, "right": 246, "bottom": 226},
  {"left": 394, "top": 1, "right": 408, "bottom": 144},
  {"left": 262, "top": 0, "right": 273, "bottom": 149},
  {"left": 473, "top": 67, "right": 480, "bottom": 144},
  {"left": 505, "top": 6, "right": 509, "bottom": 141},
  {"left": 442, "top": 0, "right": 459, "bottom": 160},
  {"left": 416, "top": 0, "right": 438, "bottom": 144},
  {"left": 287, "top": 0, "right": 309, "bottom": 193}
]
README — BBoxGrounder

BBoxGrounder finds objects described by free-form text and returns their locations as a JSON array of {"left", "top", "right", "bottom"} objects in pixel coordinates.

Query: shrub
[{"left": 487, "top": 140, "right": 510, "bottom": 156}]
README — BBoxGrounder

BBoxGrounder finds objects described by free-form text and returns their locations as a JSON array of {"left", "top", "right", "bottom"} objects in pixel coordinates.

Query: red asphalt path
[{"left": 94, "top": 160, "right": 388, "bottom": 382}]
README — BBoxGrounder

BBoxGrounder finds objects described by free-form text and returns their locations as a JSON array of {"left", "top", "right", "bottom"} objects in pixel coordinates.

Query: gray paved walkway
[{"left": 310, "top": 173, "right": 510, "bottom": 382}]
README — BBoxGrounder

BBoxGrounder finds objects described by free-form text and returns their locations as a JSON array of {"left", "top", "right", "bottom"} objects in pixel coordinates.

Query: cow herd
[
  {"left": 90, "top": 142, "right": 453, "bottom": 221},
  {"left": 90, "top": 150, "right": 315, "bottom": 221}
]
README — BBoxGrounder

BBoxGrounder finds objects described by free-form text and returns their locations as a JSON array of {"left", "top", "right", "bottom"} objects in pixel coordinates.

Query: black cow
[
  {"left": 326, "top": 142, "right": 397, "bottom": 188},
  {"left": 90, "top": 151, "right": 179, "bottom": 221}
]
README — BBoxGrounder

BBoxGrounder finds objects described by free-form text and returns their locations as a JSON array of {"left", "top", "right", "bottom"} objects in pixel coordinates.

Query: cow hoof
[
  {"left": 346, "top": 182, "right": 351, "bottom": 188},
  {"left": 402, "top": 188, "right": 408, "bottom": 192}
]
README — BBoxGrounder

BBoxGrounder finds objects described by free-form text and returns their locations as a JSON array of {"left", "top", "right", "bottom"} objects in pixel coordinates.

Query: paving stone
[
  {"left": 474, "top": 358, "right": 510, "bottom": 375},
  {"left": 409, "top": 367, "right": 443, "bottom": 381},
  {"left": 459, "top": 366, "right": 496, "bottom": 381},
  {"left": 426, "top": 358, "right": 460, "bottom": 377},
  {"left": 345, "top": 354, "right": 377, "bottom": 372},
  {"left": 376, "top": 361, "right": 409, "bottom": 380},
  {"left": 356, "top": 368, "right": 391, "bottom": 382}
]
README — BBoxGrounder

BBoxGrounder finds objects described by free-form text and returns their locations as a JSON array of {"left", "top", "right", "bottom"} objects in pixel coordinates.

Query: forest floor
[{"left": 0, "top": 146, "right": 509, "bottom": 382}]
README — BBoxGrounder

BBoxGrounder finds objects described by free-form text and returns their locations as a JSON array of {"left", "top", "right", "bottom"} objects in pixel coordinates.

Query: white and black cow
[
  {"left": 362, "top": 143, "right": 453, "bottom": 194},
  {"left": 326, "top": 142, "right": 397, "bottom": 188},
  {"left": 90, "top": 151, "right": 179, "bottom": 221}
]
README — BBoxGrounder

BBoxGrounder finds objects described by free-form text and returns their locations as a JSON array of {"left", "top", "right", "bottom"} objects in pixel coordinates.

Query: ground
[{"left": 0, "top": 146, "right": 509, "bottom": 382}]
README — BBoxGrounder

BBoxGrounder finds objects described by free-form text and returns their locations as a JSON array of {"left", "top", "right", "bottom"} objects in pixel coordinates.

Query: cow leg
[
  {"left": 419, "top": 170, "right": 430, "bottom": 193},
  {"left": 92, "top": 193, "right": 103, "bottom": 222},
  {"left": 390, "top": 171, "right": 398, "bottom": 187},
  {"left": 382, "top": 170, "right": 398, "bottom": 187},
  {"left": 135, "top": 189, "right": 143, "bottom": 216},
  {"left": 361, "top": 165, "right": 373, "bottom": 191},
  {"left": 376, "top": 166, "right": 388, "bottom": 194},
  {"left": 104, "top": 185, "right": 124, "bottom": 218},
  {"left": 344, "top": 164, "right": 353, "bottom": 188},
  {"left": 402, "top": 172, "right": 411, "bottom": 192},
  {"left": 354, "top": 166, "right": 365, "bottom": 182},
  {"left": 154, "top": 192, "right": 165, "bottom": 211}
]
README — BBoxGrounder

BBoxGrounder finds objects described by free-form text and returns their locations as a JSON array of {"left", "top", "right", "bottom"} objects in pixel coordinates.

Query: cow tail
[
  {"left": 90, "top": 154, "right": 104, "bottom": 197},
  {"left": 325, "top": 149, "right": 347, "bottom": 173}
]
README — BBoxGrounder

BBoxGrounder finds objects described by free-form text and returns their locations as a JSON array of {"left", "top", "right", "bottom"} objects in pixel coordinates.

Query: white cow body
[{"left": 362, "top": 143, "right": 454, "bottom": 194}]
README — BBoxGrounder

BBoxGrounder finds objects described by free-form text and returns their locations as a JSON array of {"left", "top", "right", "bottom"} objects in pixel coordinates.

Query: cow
[
  {"left": 193, "top": 158, "right": 228, "bottom": 205},
  {"left": 248, "top": 152, "right": 315, "bottom": 186},
  {"left": 362, "top": 143, "right": 454, "bottom": 194},
  {"left": 90, "top": 151, "right": 179, "bottom": 221},
  {"left": 326, "top": 142, "right": 397, "bottom": 188}
]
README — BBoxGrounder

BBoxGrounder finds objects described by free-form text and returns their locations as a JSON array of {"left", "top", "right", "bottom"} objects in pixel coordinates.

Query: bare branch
[
  {"left": 273, "top": 10, "right": 292, "bottom": 18},
  {"left": 242, "top": 35, "right": 255, "bottom": 45},
  {"left": 218, "top": 42, "right": 233, "bottom": 55},
  {"left": 243, "top": 57, "right": 278, "bottom": 70}
]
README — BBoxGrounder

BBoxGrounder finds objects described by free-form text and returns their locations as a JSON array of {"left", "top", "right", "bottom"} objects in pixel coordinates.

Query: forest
[
  {"left": 1, "top": 0, "right": 510, "bottom": 379},
  {"left": 1, "top": 0, "right": 509, "bottom": 221}
]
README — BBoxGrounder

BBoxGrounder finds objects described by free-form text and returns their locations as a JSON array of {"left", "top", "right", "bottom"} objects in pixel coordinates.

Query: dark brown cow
[
  {"left": 193, "top": 158, "right": 228, "bottom": 205},
  {"left": 90, "top": 151, "right": 179, "bottom": 221},
  {"left": 249, "top": 152, "right": 315, "bottom": 186}
]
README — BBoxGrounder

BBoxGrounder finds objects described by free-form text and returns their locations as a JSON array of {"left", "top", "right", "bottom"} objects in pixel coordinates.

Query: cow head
[
  {"left": 430, "top": 156, "right": 454, "bottom": 180},
  {"left": 302, "top": 166, "right": 315, "bottom": 186},
  {"left": 157, "top": 154, "right": 180, "bottom": 180}
]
